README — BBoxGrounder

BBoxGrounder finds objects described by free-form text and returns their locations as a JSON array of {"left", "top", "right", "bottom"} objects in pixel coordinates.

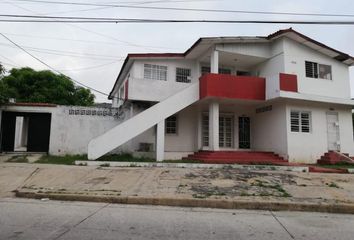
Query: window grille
[
  {"left": 165, "top": 115, "right": 178, "bottom": 134},
  {"left": 291, "top": 111, "right": 311, "bottom": 133},
  {"left": 305, "top": 61, "right": 318, "bottom": 78},
  {"left": 305, "top": 61, "right": 332, "bottom": 80},
  {"left": 176, "top": 67, "right": 191, "bottom": 83},
  {"left": 144, "top": 64, "right": 167, "bottom": 81},
  {"left": 202, "top": 114, "right": 209, "bottom": 147}
]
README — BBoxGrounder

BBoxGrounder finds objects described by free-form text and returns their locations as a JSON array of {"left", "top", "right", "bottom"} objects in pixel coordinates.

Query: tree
[
  {"left": 0, "top": 63, "right": 4, "bottom": 77},
  {"left": 0, "top": 67, "right": 95, "bottom": 106}
]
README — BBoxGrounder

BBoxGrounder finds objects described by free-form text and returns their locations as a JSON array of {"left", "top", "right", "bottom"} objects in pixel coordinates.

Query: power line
[
  {"left": 0, "top": 32, "right": 112, "bottom": 97},
  {"left": 1, "top": 17, "right": 354, "bottom": 25},
  {"left": 0, "top": 32, "right": 120, "bottom": 46},
  {"left": 0, "top": 42, "right": 125, "bottom": 60},
  {"left": 0, "top": 61, "right": 18, "bottom": 68},
  {"left": 0, "top": 53, "right": 20, "bottom": 67},
  {"left": 5, "top": 1, "right": 179, "bottom": 51},
  {"left": 0, "top": 51, "right": 120, "bottom": 71},
  {"left": 57, "top": 61, "right": 120, "bottom": 71},
  {"left": 10, "top": 0, "right": 354, "bottom": 18}
]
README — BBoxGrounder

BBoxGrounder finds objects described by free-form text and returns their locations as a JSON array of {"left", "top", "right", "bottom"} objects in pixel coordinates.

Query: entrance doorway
[
  {"left": 326, "top": 112, "right": 340, "bottom": 151},
  {"left": 201, "top": 114, "right": 234, "bottom": 148},
  {"left": 219, "top": 116, "right": 233, "bottom": 148},
  {"left": 238, "top": 116, "right": 250, "bottom": 149},
  {"left": 0, "top": 112, "right": 52, "bottom": 152}
]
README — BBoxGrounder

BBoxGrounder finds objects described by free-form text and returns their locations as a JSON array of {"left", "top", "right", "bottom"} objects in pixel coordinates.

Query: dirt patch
[{"left": 179, "top": 169, "right": 295, "bottom": 199}]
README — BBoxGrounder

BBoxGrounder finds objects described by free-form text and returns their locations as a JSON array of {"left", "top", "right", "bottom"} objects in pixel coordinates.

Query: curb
[
  {"left": 15, "top": 191, "right": 354, "bottom": 214},
  {"left": 75, "top": 161, "right": 309, "bottom": 173}
]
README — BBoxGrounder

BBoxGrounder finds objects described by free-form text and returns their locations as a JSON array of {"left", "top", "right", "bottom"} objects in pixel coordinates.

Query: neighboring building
[
  {"left": 0, "top": 103, "right": 119, "bottom": 155},
  {"left": 88, "top": 28, "right": 354, "bottom": 163}
]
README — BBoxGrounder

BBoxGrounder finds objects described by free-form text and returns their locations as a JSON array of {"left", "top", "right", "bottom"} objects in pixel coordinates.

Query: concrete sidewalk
[{"left": 2, "top": 163, "right": 354, "bottom": 213}]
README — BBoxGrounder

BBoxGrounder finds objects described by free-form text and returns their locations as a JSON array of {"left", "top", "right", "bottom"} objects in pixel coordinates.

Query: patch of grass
[
  {"left": 97, "top": 153, "right": 155, "bottom": 162},
  {"left": 192, "top": 193, "right": 211, "bottom": 199},
  {"left": 36, "top": 155, "right": 86, "bottom": 165},
  {"left": 252, "top": 180, "right": 291, "bottom": 197},
  {"left": 240, "top": 191, "right": 251, "bottom": 196},
  {"left": 327, "top": 182, "right": 339, "bottom": 188},
  {"left": 7, "top": 155, "right": 28, "bottom": 163},
  {"left": 318, "top": 162, "right": 354, "bottom": 169},
  {"left": 99, "top": 163, "right": 110, "bottom": 167}
]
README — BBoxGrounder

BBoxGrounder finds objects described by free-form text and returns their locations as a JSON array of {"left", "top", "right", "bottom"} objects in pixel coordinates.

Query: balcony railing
[{"left": 199, "top": 73, "right": 266, "bottom": 100}]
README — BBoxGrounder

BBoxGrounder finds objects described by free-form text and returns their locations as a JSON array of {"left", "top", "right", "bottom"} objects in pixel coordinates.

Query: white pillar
[
  {"left": 210, "top": 50, "right": 219, "bottom": 74},
  {"left": 155, "top": 120, "right": 165, "bottom": 161},
  {"left": 209, "top": 102, "right": 219, "bottom": 151}
]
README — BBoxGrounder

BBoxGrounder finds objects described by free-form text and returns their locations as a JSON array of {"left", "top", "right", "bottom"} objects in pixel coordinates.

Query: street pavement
[{"left": 1, "top": 198, "right": 354, "bottom": 240}]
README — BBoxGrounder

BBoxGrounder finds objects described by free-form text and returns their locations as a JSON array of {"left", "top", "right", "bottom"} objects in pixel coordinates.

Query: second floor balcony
[
  {"left": 199, "top": 73, "right": 298, "bottom": 101},
  {"left": 200, "top": 73, "right": 266, "bottom": 101}
]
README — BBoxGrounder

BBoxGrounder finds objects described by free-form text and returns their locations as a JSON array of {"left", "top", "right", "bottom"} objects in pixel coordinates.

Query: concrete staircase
[
  {"left": 88, "top": 82, "right": 200, "bottom": 160},
  {"left": 317, "top": 151, "right": 354, "bottom": 165},
  {"left": 183, "top": 151, "right": 288, "bottom": 165}
]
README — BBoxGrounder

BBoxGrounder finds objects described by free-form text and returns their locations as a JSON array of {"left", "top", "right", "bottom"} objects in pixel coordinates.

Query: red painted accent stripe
[
  {"left": 279, "top": 73, "right": 298, "bottom": 92},
  {"left": 199, "top": 73, "right": 265, "bottom": 100}
]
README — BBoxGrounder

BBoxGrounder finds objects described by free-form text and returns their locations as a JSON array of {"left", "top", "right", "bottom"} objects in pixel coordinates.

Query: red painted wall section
[
  {"left": 199, "top": 73, "right": 265, "bottom": 100},
  {"left": 125, "top": 80, "right": 129, "bottom": 100},
  {"left": 279, "top": 73, "right": 298, "bottom": 92}
]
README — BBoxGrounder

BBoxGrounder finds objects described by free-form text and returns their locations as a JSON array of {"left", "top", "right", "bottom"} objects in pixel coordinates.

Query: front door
[
  {"left": 239, "top": 116, "right": 250, "bottom": 149},
  {"left": 326, "top": 112, "right": 340, "bottom": 151},
  {"left": 219, "top": 116, "right": 233, "bottom": 148},
  {"left": 201, "top": 114, "right": 233, "bottom": 148}
]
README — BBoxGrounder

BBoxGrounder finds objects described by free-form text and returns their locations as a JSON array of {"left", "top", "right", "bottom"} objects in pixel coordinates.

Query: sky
[{"left": 0, "top": 0, "right": 353, "bottom": 103}]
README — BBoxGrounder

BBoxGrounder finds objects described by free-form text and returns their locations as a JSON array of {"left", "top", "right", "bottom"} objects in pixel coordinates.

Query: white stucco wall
[
  {"left": 283, "top": 37, "right": 351, "bottom": 99},
  {"left": 215, "top": 42, "right": 271, "bottom": 58},
  {"left": 286, "top": 101, "right": 354, "bottom": 163},
  {"left": 112, "top": 104, "right": 199, "bottom": 159},
  {"left": 128, "top": 59, "right": 198, "bottom": 102},
  {"left": 0, "top": 105, "right": 120, "bottom": 156},
  {"left": 254, "top": 39, "right": 285, "bottom": 99},
  {"left": 165, "top": 105, "right": 198, "bottom": 152},
  {"left": 49, "top": 106, "right": 120, "bottom": 156},
  {"left": 252, "top": 102, "right": 288, "bottom": 158}
]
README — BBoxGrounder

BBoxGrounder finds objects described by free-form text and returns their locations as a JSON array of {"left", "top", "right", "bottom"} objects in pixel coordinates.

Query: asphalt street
[{"left": 1, "top": 198, "right": 354, "bottom": 240}]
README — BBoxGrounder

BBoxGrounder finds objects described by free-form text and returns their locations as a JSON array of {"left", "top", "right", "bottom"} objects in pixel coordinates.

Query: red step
[
  {"left": 317, "top": 151, "right": 354, "bottom": 165},
  {"left": 309, "top": 166, "right": 348, "bottom": 174},
  {"left": 183, "top": 150, "right": 287, "bottom": 165}
]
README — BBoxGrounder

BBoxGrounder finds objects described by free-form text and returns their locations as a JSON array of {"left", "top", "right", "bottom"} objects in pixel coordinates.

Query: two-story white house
[{"left": 88, "top": 28, "right": 354, "bottom": 164}]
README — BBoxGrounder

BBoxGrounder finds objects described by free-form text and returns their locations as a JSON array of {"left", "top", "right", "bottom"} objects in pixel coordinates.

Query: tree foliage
[
  {"left": 0, "top": 63, "right": 4, "bottom": 76},
  {"left": 0, "top": 67, "right": 95, "bottom": 106}
]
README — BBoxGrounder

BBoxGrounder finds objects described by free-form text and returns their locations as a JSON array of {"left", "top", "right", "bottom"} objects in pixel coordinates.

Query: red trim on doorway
[
  {"left": 279, "top": 73, "right": 298, "bottom": 92},
  {"left": 199, "top": 73, "right": 265, "bottom": 100}
]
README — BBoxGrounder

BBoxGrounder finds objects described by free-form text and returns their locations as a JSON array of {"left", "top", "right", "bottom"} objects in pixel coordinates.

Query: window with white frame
[
  {"left": 290, "top": 111, "right": 311, "bottom": 133},
  {"left": 144, "top": 64, "right": 167, "bottom": 81},
  {"left": 176, "top": 67, "right": 191, "bottom": 83},
  {"left": 165, "top": 115, "right": 178, "bottom": 134},
  {"left": 305, "top": 61, "right": 332, "bottom": 80}
]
